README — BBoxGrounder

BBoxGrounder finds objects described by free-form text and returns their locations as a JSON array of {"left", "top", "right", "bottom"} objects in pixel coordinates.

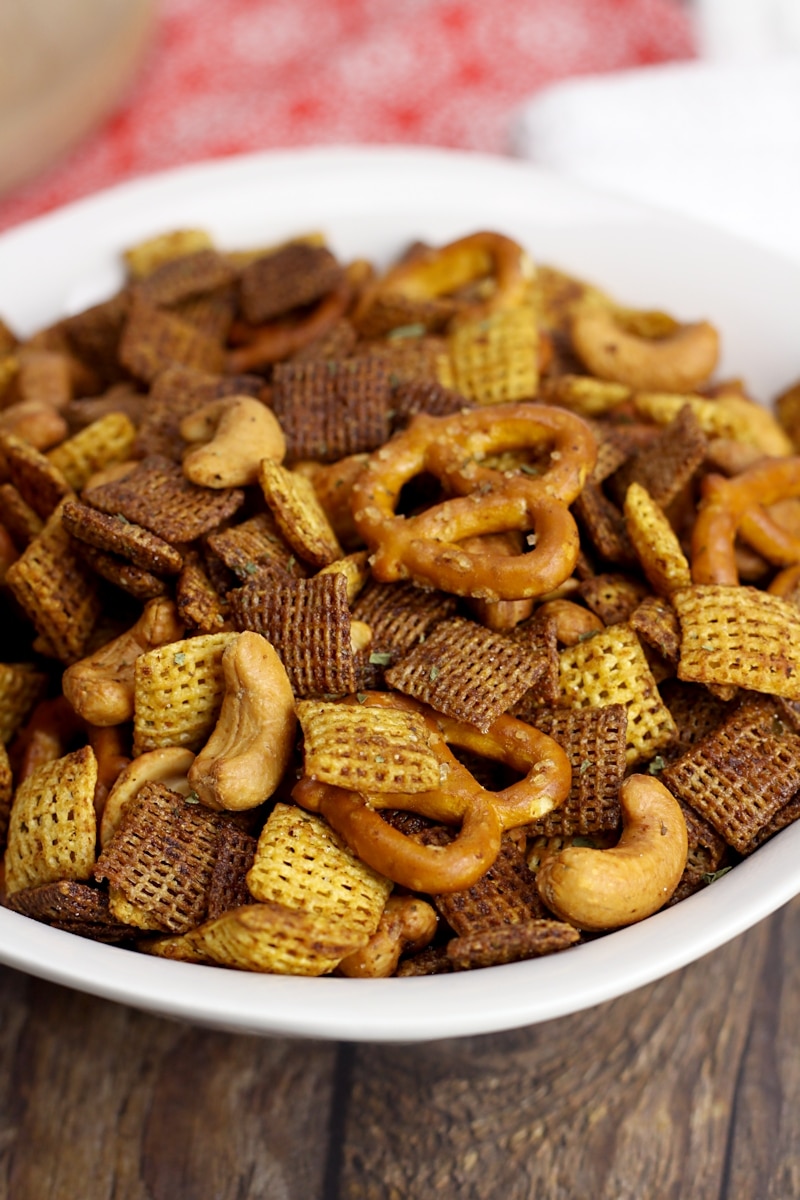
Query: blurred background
[{"left": 1, "top": 0, "right": 798, "bottom": 256}]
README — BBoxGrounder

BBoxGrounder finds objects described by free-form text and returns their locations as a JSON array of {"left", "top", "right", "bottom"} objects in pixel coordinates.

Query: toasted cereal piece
[
  {"left": 665, "top": 799, "right": 730, "bottom": 904},
  {"left": 360, "top": 333, "right": 451, "bottom": 386},
  {"left": 586, "top": 425, "right": 637, "bottom": 484},
  {"left": 175, "top": 550, "right": 232, "bottom": 633},
  {"left": 246, "top": 804, "right": 391, "bottom": 940},
  {"left": 446, "top": 918, "right": 580, "bottom": 970},
  {"left": 523, "top": 704, "right": 627, "bottom": 837},
  {"left": 93, "top": 781, "right": 233, "bottom": 932},
  {"left": 12, "top": 347, "right": 72, "bottom": 410},
  {"left": 108, "top": 887, "right": 167, "bottom": 931},
  {"left": 435, "top": 835, "right": 551, "bottom": 936},
  {"left": 47, "top": 412, "right": 137, "bottom": 491},
  {"left": 658, "top": 679, "right": 732, "bottom": 761},
  {"left": 73, "top": 541, "right": 170, "bottom": 601},
  {"left": 390, "top": 377, "right": 473, "bottom": 427},
  {"left": 239, "top": 243, "right": 344, "bottom": 324},
  {"left": 270, "top": 358, "right": 393, "bottom": 462},
  {"left": 258, "top": 459, "right": 343, "bottom": 568},
  {"left": 444, "top": 306, "right": 538, "bottom": 405},
  {"left": 83, "top": 453, "right": 244, "bottom": 543},
  {"left": 352, "top": 579, "right": 459, "bottom": 661},
  {"left": 623, "top": 482, "right": 692, "bottom": 597},
  {"left": 541, "top": 374, "right": 632, "bottom": 418},
  {"left": 135, "top": 248, "right": 237, "bottom": 308},
  {"left": 5, "top": 504, "right": 102, "bottom": 663},
  {"left": 317, "top": 551, "right": 370, "bottom": 604},
  {"left": 61, "top": 291, "right": 130, "bottom": 385},
  {"left": 738, "top": 792, "right": 800, "bottom": 855},
  {"left": 0, "top": 740, "right": 12, "bottom": 846},
  {"left": 0, "top": 483, "right": 43, "bottom": 547},
  {"left": 149, "top": 901, "right": 368, "bottom": 975},
  {"left": 0, "top": 353, "right": 19, "bottom": 403},
  {"left": 608, "top": 404, "right": 707, "bottom": 510},
  {"left": 229, "top": 572, "right": 357, "bottom": 696},
  {"left": 510, "top": 612, "right": 561, "bottom": 707},
  {"left": 119, "top": 296, "right": 225, "bottom": 383},
  {"left": 355, "top": 293, "right": 457, "bottom": 339},
  {"left": 661, "top": 696, "right": 800, "bottom": 853},
  {"left": 383, "top": 615, "right": 548, "bottom": 732},
  {"left": 206, "top": 511, "right": 306, "bottom": 585},
  {"left": 296, "top": 700, "right": 440, "bottom": 793},
  {"left": 62, "top": 499, "right": 183, "bottom": 575},
  {"left": 291, "top": 317, "right": 358, "bottom": 363},
  {"left": 556, "top": 624, "right": 678, "bottom": 765},
  {"left": 4, "top": 746, "right": 98, "bottom": 895},
  {"left": 0, "top": 663, "right": 46, "bottom": 744},
  {"left": 633, "top": 392, "right": 793, "bottom": 458},
  {"left": 0, "top": 431, "right": 73, "bottom": 519},
  {"left": 123, "top": 229, "right": 215, "bottom": 279},
  {"left": 205, "top": 824, "right": 257, "bottom": 920},
  {"left": 578, "top": 573, "right": 650, "bottom": 626},
  {"left": 629, "top": 595, "right": 682, "bottom": 665},
  {"left": 2, "top": 879, "right": 135, "bottom": 942},
  {"left": 132, "top": 631, "right": 237, "bottom": 754},
  {"left": 573, "top": 481, "right": 638, "bottom": 568},
  {"left": 174, "top": 285, "right": 238, "bottom": 344},
  {"left": 395, "top": 944, "right": 455, "bottom": 976},
  {"left": 133, "top": 364, "right": 264, "bottom": 460},
  {"left": 673, "top": 585, "right": 800, "bottom": 699}
]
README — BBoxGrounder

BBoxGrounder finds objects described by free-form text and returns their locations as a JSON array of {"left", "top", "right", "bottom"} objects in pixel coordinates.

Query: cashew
[
  {"left": 62, "top": 597, "right": 184, "bottom": 726},
  {"left": 188, "top": 630, "right": 296, "bottom": 810},
  {"left": 536, "top": 598, "right": 604, "bottom": 646},
  {"left": 100, "top": 747, "right": 195, "bottom": 846},
  {"left": 181, "top": 395, "right": 286, "bottom": 488},
  {"left": 535, "top": 774, "right": 688, "bottom": 931},
  {"left": 571, "top": 306, "right": 719, "bottom": 393},
  {"left": 337, "top": 895, "right": 438, "bottom": 978}
]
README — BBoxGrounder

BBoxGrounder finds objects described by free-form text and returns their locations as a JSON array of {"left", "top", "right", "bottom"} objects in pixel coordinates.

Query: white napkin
[{"left": 510, "top": 55, "right": 800, "bottom": 263}]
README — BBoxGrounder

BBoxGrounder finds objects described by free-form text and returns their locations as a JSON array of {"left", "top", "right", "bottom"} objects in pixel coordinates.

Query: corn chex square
[
  {"left": 556, "top": 625, "right": 677, "bottom": 765},
  {"left": 133, "top": 631, "right": 237, "bottom": 754},
  {"left": 47, "top": 412, "right": 137, "bottom": 491},
  {"left": 296, "top": 700, "right": 440, "bottom": 793},
  {"left": 624, "top": 482, "right": 692, "bottom": 597},
  {"left": 149, "top": 901, "right": 368, "bottom": 975},
  {"left": 444, "top": 306, "right": 539, "bottom": 404},
  {"left": 246, "top": 802, "right": 392, "bottom": 939},
  {"left": 4, "top": 746, "right": 98, "bottom": 896},
  {"left": 0, "top": 662, "right": 46, "bottom": 744},
  {"left": 674, "top": 585, "right": 800, "bottom": 699}
]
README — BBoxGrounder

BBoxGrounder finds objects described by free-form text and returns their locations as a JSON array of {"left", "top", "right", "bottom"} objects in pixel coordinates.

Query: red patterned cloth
[{"left": 0, "top": 0, "right": 695, "bottom": 233}]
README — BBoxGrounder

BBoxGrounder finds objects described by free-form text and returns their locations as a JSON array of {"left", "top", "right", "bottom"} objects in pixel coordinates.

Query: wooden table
[{"left": 1, "top": 896, "right": 798, "bottom": 1199}]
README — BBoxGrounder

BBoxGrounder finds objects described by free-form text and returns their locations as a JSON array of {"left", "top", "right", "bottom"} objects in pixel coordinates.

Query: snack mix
[{"left": 0, "top": 225, "right": 799, "bottom": 978}]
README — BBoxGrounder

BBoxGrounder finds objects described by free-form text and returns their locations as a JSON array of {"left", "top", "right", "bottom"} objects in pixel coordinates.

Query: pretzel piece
[{"left": 350, "top": 403, "right": 596, "bottom": 601}]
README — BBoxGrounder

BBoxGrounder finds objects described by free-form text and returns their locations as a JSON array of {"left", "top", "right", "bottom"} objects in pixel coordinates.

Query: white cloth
[{"left": 510, "top": 55, "right": 800, "bottom": 263}]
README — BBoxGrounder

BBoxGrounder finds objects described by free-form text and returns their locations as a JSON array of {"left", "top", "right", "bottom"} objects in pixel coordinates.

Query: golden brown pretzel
[
  {"left": 691, "top": 458, "right": 800, "bottom": 584},
  {"left": 350, "top": 403, "right": 596, "bottom": 600},
  {"left": 353, "top": 230, "right": 534, "bottom": 331},
  {"left": 292, "top": 692, "right": 571, "bottom": 893}
]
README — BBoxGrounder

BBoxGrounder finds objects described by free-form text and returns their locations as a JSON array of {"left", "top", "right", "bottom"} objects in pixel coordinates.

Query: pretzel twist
[
  {"left": 691, "top": 457, "right": 800, "bottom": 585},
  {"left": 292, "top": 693, "right": 571, "bottom": 893},
  {"left": 354, "top": 230, "right": 534, "bottom": 331},
  {"left": 350, "top": 403, "right": 596, "bottom": 601}
]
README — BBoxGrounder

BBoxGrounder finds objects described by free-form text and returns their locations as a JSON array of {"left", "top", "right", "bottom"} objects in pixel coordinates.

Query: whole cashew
[
  {"left": 571, "top": 306, "right": 719, "bottom": 393},
  {"left": 181, "top": 395, "right": 286, "bottom": 488},
  {"left": 62, "top": 597, "right": 184, "bottom": 726},
  {"left": 535, "top": 774, "right": 688, "bottom": 931},
  {"left": 188, "top": 630, "right": 296, "bottom": 810},
  {"left": 100, "top": 746, "right": 195, "bottom": 846},
  {"left": 337, "top": 896, "right": 438, "bottom": 978}
]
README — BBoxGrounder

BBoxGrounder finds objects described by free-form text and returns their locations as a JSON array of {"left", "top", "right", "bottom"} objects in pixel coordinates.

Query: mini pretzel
[
  {"left": 691, "top": 457, "right": 800, "bottom": 585},
  {"left": 226, "top": 275, "right": 351, "bottom": 372},
  {"left": 354, "top": 231, "right": 534, "bottom": 331},
  {"left": 292, "top": 692, "right": 571, "bottom": 893},
  {"left": 350, "top": 403, "right": 596, "bottom": 600}
]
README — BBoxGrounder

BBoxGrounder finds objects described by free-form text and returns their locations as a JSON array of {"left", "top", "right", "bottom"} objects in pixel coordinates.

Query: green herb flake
[
  {"left": 702, "top": 866, "right": 733, "bottom": 885},
  {"left": 184, "top": 791, "right": 200, "bottom": 805},
  {"left": 387, "top": 322, "right": 426, "bottom": 340},
  {"left": 647, "top": 755, "right": 666, "bottom": 775},
  {"left": 429, "top": 665, "right": 441, "bottom": 682},
  {"left": 369, "top": 651, "right": 393, "bottom": 666},
  {"left": 356, "top": 692, "right": 368, "bottom": 704},
  {"left": 375, "top": 755, "right": 385, "bottom": 763},
  {"left": 701, "top": 643, "right": 715, "bottom": 652},
  {"left": 173, "top": 651, "right": 187, "bottom": 667},
  {"left": 242, "top": 562, "right": 260, "bottom": 576},
  {"left": 578, "top": 758, "right": 592, "bottom": 775}
]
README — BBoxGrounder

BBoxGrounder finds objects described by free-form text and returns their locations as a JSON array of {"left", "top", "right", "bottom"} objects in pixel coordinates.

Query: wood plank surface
[{"left": 0, "top": 897, "right": 798, "bottom": 1199}]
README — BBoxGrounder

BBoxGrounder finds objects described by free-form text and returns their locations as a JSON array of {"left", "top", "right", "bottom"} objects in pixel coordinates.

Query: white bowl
[{"left": 1, "top": 146, "right": 799, "bottom": 1043}]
